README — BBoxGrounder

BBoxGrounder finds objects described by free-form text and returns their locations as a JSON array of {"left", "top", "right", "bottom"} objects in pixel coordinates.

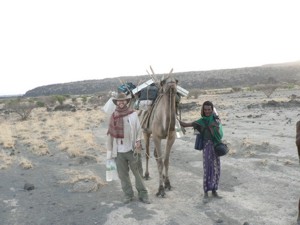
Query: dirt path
[{"left": 1, "top": 89, "right": 300, "bottom": 225}]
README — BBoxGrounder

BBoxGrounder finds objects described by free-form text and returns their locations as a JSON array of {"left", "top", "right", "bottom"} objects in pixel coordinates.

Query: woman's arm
[{"left": 179, "top": 120, "right": 193, "bottom": 128}]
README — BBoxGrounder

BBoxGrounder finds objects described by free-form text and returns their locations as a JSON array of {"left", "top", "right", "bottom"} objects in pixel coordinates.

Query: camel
[
  {"left": 142, "top": 73, "right": 177, "bottom": 197},
  {"left": 296, "top": 121, "right": 300, "bottom": 224}
]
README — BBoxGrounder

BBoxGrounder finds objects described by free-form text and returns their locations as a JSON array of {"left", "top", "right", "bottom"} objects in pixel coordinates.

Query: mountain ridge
[{"left": 24, "top": 61, "right": 300, "bottom": 97}]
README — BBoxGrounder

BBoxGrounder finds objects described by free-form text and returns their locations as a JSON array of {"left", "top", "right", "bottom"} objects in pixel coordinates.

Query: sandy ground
[{"left": 1, "top": 88, "right": 300, "bottom": 225}]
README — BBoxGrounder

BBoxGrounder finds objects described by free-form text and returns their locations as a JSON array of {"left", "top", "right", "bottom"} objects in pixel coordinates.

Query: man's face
[{"left": 116, "top": 100, "right": 127, "bottom": 108}]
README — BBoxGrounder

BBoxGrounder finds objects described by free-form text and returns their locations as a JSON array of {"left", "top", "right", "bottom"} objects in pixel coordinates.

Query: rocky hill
[{"left": 24, "top": 61, "right": 300, "bottom": 97}]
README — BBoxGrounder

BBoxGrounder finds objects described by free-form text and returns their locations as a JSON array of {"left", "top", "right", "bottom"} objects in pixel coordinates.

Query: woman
[{"left": 180, "top": 101, "right": 223, "bottom": 202}]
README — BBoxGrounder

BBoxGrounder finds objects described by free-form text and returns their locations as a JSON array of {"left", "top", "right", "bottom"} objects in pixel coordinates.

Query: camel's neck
[{"left": 159, "top": 90, "right": 176, "bottom": 128}]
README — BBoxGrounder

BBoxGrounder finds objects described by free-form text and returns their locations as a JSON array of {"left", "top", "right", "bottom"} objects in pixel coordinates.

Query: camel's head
[{"left": 160, "top": 75, "right": 177, "bottom": 94}]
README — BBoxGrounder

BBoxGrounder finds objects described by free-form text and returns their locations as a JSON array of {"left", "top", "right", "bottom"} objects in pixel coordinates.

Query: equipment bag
[
  {"left": 118, "top": 82, "right": 136, "bottom": 95},
  {"left": 139, "top": 85, "right": 158, "bottom": 100}
]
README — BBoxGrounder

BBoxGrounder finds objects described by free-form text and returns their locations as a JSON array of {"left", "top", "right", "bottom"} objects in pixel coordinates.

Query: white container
[
  {"left": 177, "top": 85, "right": 189, "bottom": 97},
  {"left": 106, "top": 170, "right": 112, "bottom": 182}
]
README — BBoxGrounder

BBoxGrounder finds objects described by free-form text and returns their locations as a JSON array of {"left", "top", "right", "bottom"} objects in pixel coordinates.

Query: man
[{"left": 106, "top": 93, "right": 150, "bottom": 204}]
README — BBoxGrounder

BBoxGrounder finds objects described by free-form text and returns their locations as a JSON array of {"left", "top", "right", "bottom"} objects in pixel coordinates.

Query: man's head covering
[{"left": 112, "top": 93, "right": 131, "bottom": 105}]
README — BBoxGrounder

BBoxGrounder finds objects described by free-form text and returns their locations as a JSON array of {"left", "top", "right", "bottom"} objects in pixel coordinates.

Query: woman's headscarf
[{"left": 193, "top": 101, "right": 223, "bottom": 144}]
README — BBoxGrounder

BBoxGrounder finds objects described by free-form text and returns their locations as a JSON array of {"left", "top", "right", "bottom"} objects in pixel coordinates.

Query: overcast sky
[{"left": 1, "top": 0, "right": 300, "bottom": 95}]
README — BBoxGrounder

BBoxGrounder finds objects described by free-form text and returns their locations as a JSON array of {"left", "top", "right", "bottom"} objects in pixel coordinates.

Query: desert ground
[{"left": 0, "top": 87, "right": 300, "bottom": 225}]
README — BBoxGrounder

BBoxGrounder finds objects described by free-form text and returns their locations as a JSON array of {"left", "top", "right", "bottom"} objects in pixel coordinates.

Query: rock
[{"left": 24, "top": 183, "right": 35, "bottom": 191}]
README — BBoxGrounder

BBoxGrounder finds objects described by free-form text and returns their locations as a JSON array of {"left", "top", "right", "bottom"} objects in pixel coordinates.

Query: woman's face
[{"left": 203, "top": 105, "right": 213, "bottom": 117}]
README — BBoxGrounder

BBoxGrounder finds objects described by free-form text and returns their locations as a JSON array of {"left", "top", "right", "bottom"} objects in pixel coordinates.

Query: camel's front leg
[
  {"left": 153, "top": 137, "right": 165, "bottom": 197},
  {"left": 164, "top": 132, "right": 176, "bottom": 190},
  {"left": 143, "top": 132, "right": 151, "bottom": 180}
]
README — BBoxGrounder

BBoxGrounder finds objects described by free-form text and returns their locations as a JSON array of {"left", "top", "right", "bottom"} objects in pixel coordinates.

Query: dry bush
[
  {"left": 0, "top": 94, "right": 109, "bottom": 172},
  {"left": 88, "top": 95, "right": 104, "bottom": 107},
  {"left": 94, "top": 93, "right": 111, "bottom": 106},
  {"left": 232, "top": 87, "right": 242, "bottom": 92},
  {"left": 0, "top": 122, "right": 16, "bottom": 149},
  {"left": 53, "top": 110, "right": 103, "bottom": 157},
  {"left": 11, "top": 117, "right": 50, "bottom": 156},
  {"left": 59, "top": 169, "right": 105, "bottom": 184},
  {"left": 0, "top": 104, "right": 107, "bottom": 168},
  {"left": 18, "top": 157, "right": 33, "bottom": 169},
  {"left": 38, "top": 96, "right": 58, "bottom": 108},
  {"left": 0, "top": 150, "right": 14, "bottom": 169},
  {"left": 26, "top": 140, "right": 49, "bottom": 156},
  {"left": 252, "top": 84, "right": 286, "bottom": 98},
  {"left": 187, "top": 89, "right": 205, "bottom": 99},
  {"left": 58, "top": 140, "right": 85, "bottom": 157},
  {"left": 58, "top": 169, "right": 106, "bottom": 192},
  {"left": 4, "top": 98, "right": 36, "bottom": 120},
  {"left": 259, "top": 87, "right": 277, "bottom": 98}
]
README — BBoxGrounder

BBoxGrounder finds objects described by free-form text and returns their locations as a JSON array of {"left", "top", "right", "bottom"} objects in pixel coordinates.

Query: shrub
[
  {"left": 36, "top": 101, "right": 45, "bottom": 108},
  {"left": 5, "top": 98, "right": 36, "bottom": 120},
  {"left": 81, "top": 96, "right": 87, "bottom": 105},
  {"left": 54, "top": 95, "right": 67, "bottom": 105},
  {"left": 253, "top": 84, "right": 279, "bottom": 98}
]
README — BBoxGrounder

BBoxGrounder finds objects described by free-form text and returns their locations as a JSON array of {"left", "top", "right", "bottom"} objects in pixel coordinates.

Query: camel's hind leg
[{"left": 153, "top": 136, "right": 166, "bottom": 197}]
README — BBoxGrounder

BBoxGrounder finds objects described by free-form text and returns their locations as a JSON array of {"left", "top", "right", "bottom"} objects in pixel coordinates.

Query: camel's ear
[
  {"left": 161, "top": 75, "right": 167, "bottom": 86},
  {"left": 160, "top": 74, "right": 165, "bottom": 86},
  {"left": 169, "top": 68, "right": 173, "bottom": 74},
  {"left": 150, "top": 66, "right": 155, "bottom": 75},
  {"left": 176, "top": 79, "right": 178, "bottom": 84}
]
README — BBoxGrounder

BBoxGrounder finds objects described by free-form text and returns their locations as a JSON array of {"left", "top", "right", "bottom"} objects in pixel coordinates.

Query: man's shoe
[
  {"left": 123, "top": 197, "right": 133, "bottom": 204},
  {"left": 139, "top": 197, "right": 150, "bottom": 204}
]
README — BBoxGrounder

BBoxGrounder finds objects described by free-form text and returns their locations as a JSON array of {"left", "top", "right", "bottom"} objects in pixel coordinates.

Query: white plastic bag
[
  {"left": 175, "top": 118, "right": 184, "bottom": 138},
  {"left": 102, "top": 97, "right": 116, "bottom": 115},
  {"left": 106, "top": 159, "right": 118, "bottom": 182}
]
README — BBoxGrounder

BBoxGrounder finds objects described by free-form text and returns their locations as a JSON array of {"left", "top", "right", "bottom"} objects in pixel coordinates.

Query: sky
[{"left": 1, "top": 0, "right": 300, "bottom": 95}]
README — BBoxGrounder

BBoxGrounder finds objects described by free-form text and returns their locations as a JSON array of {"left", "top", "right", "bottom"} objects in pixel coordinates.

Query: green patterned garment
[{"left": 193, "top": 114, "right": 223, "bottom": 144}]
